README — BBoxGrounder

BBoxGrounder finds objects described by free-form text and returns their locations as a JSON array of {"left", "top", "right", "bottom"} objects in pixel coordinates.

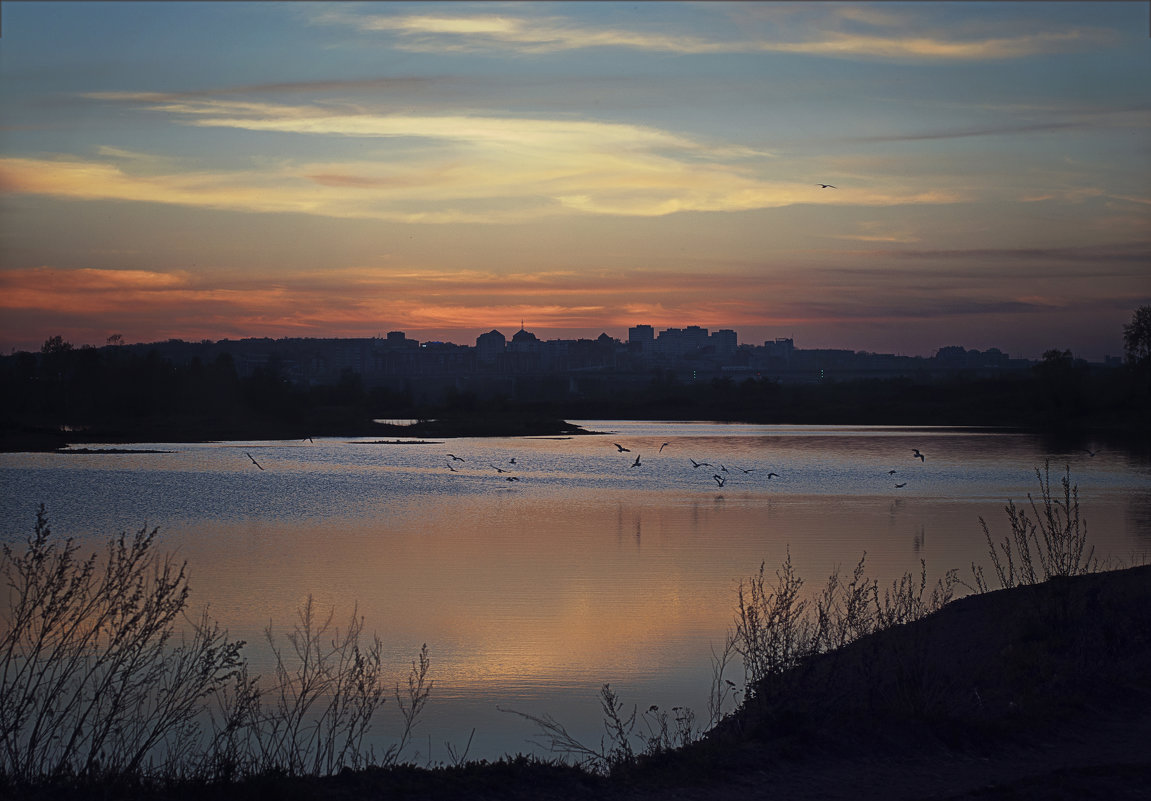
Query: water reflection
[{"left": 1, "top": 422, "right": 1148, "bottom": 761}]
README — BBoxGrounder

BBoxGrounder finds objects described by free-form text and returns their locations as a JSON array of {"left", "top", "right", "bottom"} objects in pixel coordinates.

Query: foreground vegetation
[{"left": 3, "top": 466, "right": 1149, "bottom": 799}]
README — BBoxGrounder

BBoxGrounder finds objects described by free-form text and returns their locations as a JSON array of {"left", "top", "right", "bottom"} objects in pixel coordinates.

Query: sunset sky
[{"left": 1, "top": 1, "right": 1148, "bottom": 360}]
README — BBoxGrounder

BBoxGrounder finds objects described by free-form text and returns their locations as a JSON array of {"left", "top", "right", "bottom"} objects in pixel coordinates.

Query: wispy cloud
[
  {"left": 313, "top": 7, "right": 1111, "bottom": 62},
  {"left": 0, "top": 96, "right": 961, "bottom": 222},
  {"left": 852, "top": 121, "right": 1081, "bottom": 143},
  {"left": 84, "top": 76, "right": 442, "bottom": 102},
  {"left": 876, "top": 242, "right": 1151, "bottom": 264}
]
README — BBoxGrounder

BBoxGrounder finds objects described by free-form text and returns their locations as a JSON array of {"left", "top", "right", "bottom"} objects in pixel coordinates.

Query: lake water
[{"left": 2, "top": 422, "right": 1149, "bottom": 763}]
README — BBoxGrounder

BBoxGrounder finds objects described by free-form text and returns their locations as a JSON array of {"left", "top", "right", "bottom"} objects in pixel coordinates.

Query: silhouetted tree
[
  {"left": 40, "top": 335, "right": 73, "bottom": 356},
  {"left": 1123, "top": 305, "right": 1151, "bottom": 366}
]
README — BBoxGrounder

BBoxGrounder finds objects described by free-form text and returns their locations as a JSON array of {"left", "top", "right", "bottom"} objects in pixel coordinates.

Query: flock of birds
[{"left": 241, "top": 438, "right": 937, "bottom": 492}]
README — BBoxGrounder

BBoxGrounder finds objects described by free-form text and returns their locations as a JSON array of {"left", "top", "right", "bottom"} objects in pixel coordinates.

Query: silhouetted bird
[
  {"left": 719, "top": 464, "right": 729, "bottom": 472},
  {"left": 245, "top": 452, "right": 264, "bottom": 471},
  {"left": 631, "top": 454, "right": 643, "bottom": 468},
  {"left": 912, "top": 449, "right": 925, "bottom": 462},
  {"left": 506, "top": 476, "right": 520, "bottom": 482},
  {"left": 1080, "top": 448, "right": 1097, "bottom": 457},
  {"left": 508, "top": 458, "right": 517, "bottom": 465},
  {"left": 766, "top": 472, "right": 780, "bottom": 479},
  {"left": 489, "top": 464, "right": 509, "bottom": 474},
  {"left": 447, "top": 463, "right": 458, "bottom": 472},
  {"left": 888, "top": 470, "right": 897, "bottom": 475},
  {"left": 447, "top": 454, "right": 465, "bottom": 462},
  {"left": 713, "top": 474, "right": 726, "bottom": 487},
  {"left": 659, "top": 442, "right": 670, "bottom": 453},
  {"left": 614, "top": 443, "right": 631, "bottom": 453},
  {"left": 895, "top": 482, "right": 907, "bottom": 488},
  {"left": 817, "top": 184, "right": 837, "bottom": 189},
  {"left": 690, "top": 459, "right": 711, "bottom": 469},
  {"left": 737, "top": 466, "right": 755, "bottom": 474}
]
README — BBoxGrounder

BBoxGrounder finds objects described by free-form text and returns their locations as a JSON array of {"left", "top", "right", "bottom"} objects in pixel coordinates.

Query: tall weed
[
  {"left": 0, "top": 508, "right": 432, "bottom": 785},
  {"left": 971, "top": 462, "right": 1097, "bottom": 592}
]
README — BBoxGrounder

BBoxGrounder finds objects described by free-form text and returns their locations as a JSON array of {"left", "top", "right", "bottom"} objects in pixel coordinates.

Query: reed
[
  {"left": 0, "top": 507, "right": 432, "bottom": 788},
  {"left": 970, "top": 461, "right": 1098, "bottom": 592}
]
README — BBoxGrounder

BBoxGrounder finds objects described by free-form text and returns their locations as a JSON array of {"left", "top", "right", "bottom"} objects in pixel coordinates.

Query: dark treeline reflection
[{"left": 2, "top": 336, "right": 1149, "bottom": 449}]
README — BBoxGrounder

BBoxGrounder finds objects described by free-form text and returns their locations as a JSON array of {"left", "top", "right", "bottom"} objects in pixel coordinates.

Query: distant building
[
  {"left": 475, "top": 330, "right": 506, "bottom": 364},
  {"left": 508, "top": 326, "right": 540, "bottom": 353},
  {"left": 762, "top": 338, "right": 795, "bottom": 360},
  {"left": 711, "top": 329, "right": 737, "bottom": 356},
  {"left": 656, "top": 325, "right": 710, "bottom": 357},
  {"left": 384, "top": 331, "right": 418, "bottom": 350},
  {"left": 629, "top": 324, "right": 654, "bottom": 351}
]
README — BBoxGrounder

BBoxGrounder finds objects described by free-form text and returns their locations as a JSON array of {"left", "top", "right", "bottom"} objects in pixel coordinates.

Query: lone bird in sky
[
  {"left": 245, "top": 452, "right": 264, "bottom": 471},
  {"left": 895, "top": 482, "right": 907, "bottom": 488},
  {"left": 631, "top": 454, "right": 643, "bottom": 468},
  {"left": 614, "top": 443, "right": 631, "bottom": 453},
  {"left": 912, "top": 449, "right": 925, "bottom": 462},
  {"left": 766, "top": 472, "right": 780, "bottom": 479},
  {"left": 447, "top": 454, "right": 465, "bottom": 462},
  {"left": 888, "top": 470, "right": 898, "bottom": 475},
  {"left": 659, "top": 442, "right": 670, "bottom": 453},
  {"left": 817, "top": 184, "right": 837, "bottom": 189}
]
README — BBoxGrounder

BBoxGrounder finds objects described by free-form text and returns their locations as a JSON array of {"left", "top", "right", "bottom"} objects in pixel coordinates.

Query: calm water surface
[{"left": 2, "top": 422, "right": 1149, "bottom": 761}]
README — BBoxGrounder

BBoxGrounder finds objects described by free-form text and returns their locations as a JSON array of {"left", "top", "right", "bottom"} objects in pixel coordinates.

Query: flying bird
[
  {"left": 489, "top": 464, "right": 509, "bottom": 474},
  {"left": 506, "top": 476, "right": 520, "bottom": 482},
  {"left": 895, "top": 482, "right": 907, "bottom": 488},
  {"left": 245, "top": 452, "right": 264, "bottom": 471},
  {"left": 912, "top": 449, "right": 925, "bottom": 462},
  {"left": 446, "top": 463, "right": 458, "bottom": 472},
  {"left": 508, "top": 457, "right": 517, "bottom": 465},
  {"left": 447, "top": 454, "right": 465, "bottom": 462},
  {"left": 737, "top": 466, "right": 756, "bottom": 474},
  {"left": 888, "top": 470, "right": 897, "bottom": 475},
  {"left": 816, "top": 184, "right": 837, "bottom": 189},
  {"left": 766, "top": 472, "right": 780, "bottom": 479},
  {"left": 690, "top": 459, "right": 712, "bottom": 469},
  {"left": 631, "top": 454, "right": 643, "bottom": 468},
  {"left": 613, "top": 443, "right": 631, "bottom": 453},
  {"left": 713, "top": 474, "right": 726, "bottom": 487},
  {"left": 1080, "top": 448, "right": 1097, "bottom": 457},
  {"left": 658, "top": 442, "right": 670, "bottom": 453}
]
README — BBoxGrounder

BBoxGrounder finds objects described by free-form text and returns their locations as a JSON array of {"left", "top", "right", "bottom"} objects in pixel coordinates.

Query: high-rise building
[
  {"left": 475, "top": 329, "right": 506, "bottom": 364},
  {"left": 711, "top": 329, "right": 737, "bottom": 354},
  {"left": 629, "top": 324, "right": 654, "bottom": 349}
]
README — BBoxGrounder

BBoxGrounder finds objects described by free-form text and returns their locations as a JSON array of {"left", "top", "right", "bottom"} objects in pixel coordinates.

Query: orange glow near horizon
[{"left": 0, "top": 261, "right": 1141, "bottom": 358}]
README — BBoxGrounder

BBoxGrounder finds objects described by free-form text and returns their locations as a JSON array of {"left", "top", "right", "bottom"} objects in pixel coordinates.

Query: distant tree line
[
  {"left": 0, "top": 339, "right": 415, "bottom": 444},
  {"left": 3, "top": 307, "right": 1149, "bottom": 447}
]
